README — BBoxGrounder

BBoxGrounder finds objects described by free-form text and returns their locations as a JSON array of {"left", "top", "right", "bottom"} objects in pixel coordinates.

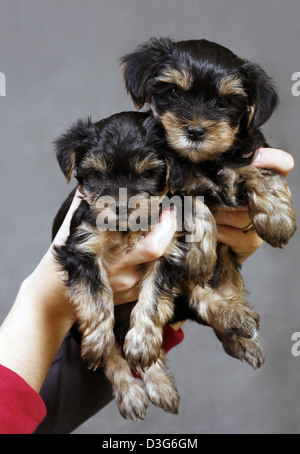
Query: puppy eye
[
  {"left": 218, "top": 97, "right": 231, "bottom": 109},
  {"left": 143, "top": 169, "right": 154, "bottom": 179},
  {"left": 168, "top": 86, "right": 180, "bottom": 98},
  {"left": 89, "top": 170, "right": 103, "bottom": 180}
]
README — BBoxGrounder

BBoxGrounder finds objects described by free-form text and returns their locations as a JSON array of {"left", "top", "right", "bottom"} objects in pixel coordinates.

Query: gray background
[{"left": 0, "top": 0, "right": 300, "bottom": 434}]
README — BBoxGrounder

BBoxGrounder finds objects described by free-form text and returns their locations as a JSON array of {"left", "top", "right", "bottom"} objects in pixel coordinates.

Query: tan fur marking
[
  {"left": 81, "top": 152, "right": 109, "bottom": 173},
  {"left": 160, "top": 111, "right": 238, "bottom": 162},
  {"left": 66, "top": 150, "right": 76, "bottom": 182},
  {"left": 247, "top": 105, "right": 256, "bottom": 128},
  {"left": 134, "top": 154, "right": 165, "bottom": 174},
  {"left": 157, "top": 67, "right": 193, "bottom": 91},
  {"left": 218, "top": 75, "right": 246, "bottom": 97}
]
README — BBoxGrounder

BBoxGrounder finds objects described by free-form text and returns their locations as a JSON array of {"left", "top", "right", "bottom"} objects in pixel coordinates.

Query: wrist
[
  {"left": 0, "top": 254, "right": 76, "bottom": 392},
  {"left": 24, "top": 247, "right": 76, "bottom": 325}
]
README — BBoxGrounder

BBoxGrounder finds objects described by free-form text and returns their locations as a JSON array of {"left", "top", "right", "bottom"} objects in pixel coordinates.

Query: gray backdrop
[{"left": 0, "top": 0, "right": 300, "bottom": 434}]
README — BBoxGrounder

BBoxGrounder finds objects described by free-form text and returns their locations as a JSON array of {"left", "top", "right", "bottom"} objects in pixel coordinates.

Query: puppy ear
[
  {"left": 241, "top": 61, "right": 279, "bottom": 130},
  {"left": 121, "top": 37, "right": 173, "bottom": 109},
  {"left": 54, "top": 117, "right": 98, "bottom": 182}
]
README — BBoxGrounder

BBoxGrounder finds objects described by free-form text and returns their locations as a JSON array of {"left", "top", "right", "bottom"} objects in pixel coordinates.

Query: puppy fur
[
  {"left": 122, "top": 37, "right": 297, "bottom": 369},
  {"left": 53, "top": 111, "right": 213, "bottom": 419}
]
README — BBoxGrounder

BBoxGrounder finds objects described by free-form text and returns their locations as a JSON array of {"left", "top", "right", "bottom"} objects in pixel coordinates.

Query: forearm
[{"left": 0, "top": 248, "right": 76, "bottom": 393}]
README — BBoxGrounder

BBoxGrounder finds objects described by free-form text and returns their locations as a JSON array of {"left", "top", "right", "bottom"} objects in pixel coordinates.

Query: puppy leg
[
  {"left": 190, "top": 245, "right": 259, "bottom": 337},
  {"left": 104, "top": 345, "right": 149, "bottom": 421},
  {"left": 190, "top": 284, "right": 264, "bottom": 369},
  {"left": 189, "top": 285, "right": 260, "bottom": 340},
  {"left": 140, "top": 349, "right": 180, "bottom": 414},
  {"left": 241, "top": 167, "right": 296, "bottom": 248},
  {"left": 189, "top": 244, "right": 264, "bottom": 369},
  {"left": 54, "top": 243, "right": 115, "bottom": 370},
  {"left": 184, "top": 197, "right": 218, "bottom": 284},
  {"left": 70, "top": 265, "right": 115, "bottom": 370},
  {"left": 123, "top": 259, "right": 175, "bottom": 371}
]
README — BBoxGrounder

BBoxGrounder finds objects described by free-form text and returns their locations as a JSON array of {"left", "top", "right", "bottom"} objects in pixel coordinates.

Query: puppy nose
[{"left": 187, "top": 125, "right": 206, "bottom": 141}]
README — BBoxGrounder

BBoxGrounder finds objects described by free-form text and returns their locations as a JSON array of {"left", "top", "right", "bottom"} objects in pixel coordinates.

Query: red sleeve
[
  {"left": 0, "top": 365, "right": 47, "bottom": 434},
  {"left": 161, "top": 324, "right": 184, "bottom": 354}
]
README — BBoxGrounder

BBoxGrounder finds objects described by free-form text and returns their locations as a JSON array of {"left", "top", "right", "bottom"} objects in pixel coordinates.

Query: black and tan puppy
[
  {"left": 53, "top": 111, "right": 214, "bottom": 419},
  {"left": 122, "top": 37, "right": 297, "bottom": 369}
]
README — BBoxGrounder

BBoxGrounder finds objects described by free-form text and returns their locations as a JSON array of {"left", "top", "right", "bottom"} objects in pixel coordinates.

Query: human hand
[
  {"left": 52, "top": 190, "right": 177, "bottom": 306},
  {"left": 213, "top": 148, "right": 295, "bottom": 262},
  {"left": 104, "top": 208, "right": 177, "bottom": 305}
]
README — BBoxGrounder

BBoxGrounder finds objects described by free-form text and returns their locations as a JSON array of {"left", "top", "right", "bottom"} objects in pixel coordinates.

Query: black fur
[
  {"left": 122, "top": 37, "right": 278, "bottom": 168},
  {"left": 122, "top": 38, "right": 296, "bottom": 370},
  {"left": 52, "top": 111, "right": 199, "bottom": 369}
]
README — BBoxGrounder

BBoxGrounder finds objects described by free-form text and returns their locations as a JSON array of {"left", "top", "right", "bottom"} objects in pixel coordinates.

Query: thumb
[
  {"left": 253, "top": 148, "right": 294, "bottom": 178},
  {"left": 121, "top": 207, "right": 178, "bottom": 266}
]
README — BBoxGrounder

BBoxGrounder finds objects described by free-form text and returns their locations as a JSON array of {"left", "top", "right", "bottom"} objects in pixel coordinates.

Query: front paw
[
  {"left": 248, "top": 172, "right": 297, "bottom": 248},
  {"left": 81, "top": 328, "right": 115, "bottom": 370},
  {"left": 213, "top": 304, "right": 260, "bottom": 340},
  {"left": 252, "top": 210, "right": 296, "bottom": 248},
  {"left": 216, "top": 331, "right": 265, "bottom": 370},
  {"left": 124, "top": 325, "right": 162, "bottom": 371},
  {"left": 145, "top": 370, "right": 180, "bottom": 414},
  {"left": 115, "top": 379, "right": 149, "bottom": 421}
]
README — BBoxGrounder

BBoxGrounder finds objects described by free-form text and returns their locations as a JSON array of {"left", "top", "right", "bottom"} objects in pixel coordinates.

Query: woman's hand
[
  {"left": 0, "top": 191, "right": 177, "bottom": 392},
  {"left": 106, "top": 208, "right": 177, "bottom": 305},
  {"left": 213, "top": 148, "right": 295, "bottom": 262},
  {"left": 53, "top": 191, "right": 178, "bottom": 307}
]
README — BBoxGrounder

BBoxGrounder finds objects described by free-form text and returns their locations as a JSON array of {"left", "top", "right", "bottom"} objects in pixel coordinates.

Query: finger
[
  {"left": 212, "top": 206, "right": 251, "bottom": 230},
  {"left": 113, "top": 287, "right": 140, "bottom": 306},
  {"left": 108, "top": 266, "right": 141, "bottom": 295},
  {"left": 217, "top": 225, "right": 263, "bottom": 259},
  {"left": 52, "top": 189, "right": 83, "bottom": 247},
  {"left": 253, "top": 148, "right": 295, "bottom": 178},
  {"left": 118, "top": 208, "right": 178, "bottom": 267}
]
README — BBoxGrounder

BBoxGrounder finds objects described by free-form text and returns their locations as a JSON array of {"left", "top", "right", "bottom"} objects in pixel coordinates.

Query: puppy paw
[
  {"left": 214, "top": 304, "right": 260, "bottom": 339},
  {"left": 252, "top": 212, "right": 296, "bottom": 248},
  {"left": 124, "top": 325, "right": 162, "bottom": 371},
  {"left": 145, "top": 371, "right": 180, "bottom": 414},
  {"left": 81, "top": 329, "right": 115, "bottom": 370},
  {"left": 217, "top": 331, "right": 265, "bottom": 370},
  {"left": 114, "top": 379, "right": 149, "bottom": 421}
]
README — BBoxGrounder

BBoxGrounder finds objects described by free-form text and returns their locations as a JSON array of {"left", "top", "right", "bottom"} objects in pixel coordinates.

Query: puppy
[
  {"left": 53, "top": 110, "right": 212, "bottom": 419},
  {"left": 122, "top": 37, "right": 297, "bottom": 369}
]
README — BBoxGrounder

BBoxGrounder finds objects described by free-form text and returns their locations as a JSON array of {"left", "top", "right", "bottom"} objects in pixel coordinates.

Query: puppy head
[
  {"left": 55, "top": 112, "right": 170, "bottom": 230},
  {"left": 122, "top": 37, "right": 278, "bottom": 163}
]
